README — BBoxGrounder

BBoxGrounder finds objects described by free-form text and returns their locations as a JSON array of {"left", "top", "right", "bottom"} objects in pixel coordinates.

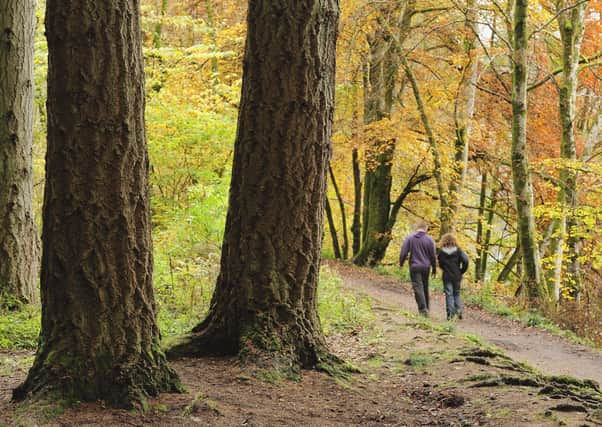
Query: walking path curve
[{"left": 329, "top": 261, "right": 602, "bottom": 385}]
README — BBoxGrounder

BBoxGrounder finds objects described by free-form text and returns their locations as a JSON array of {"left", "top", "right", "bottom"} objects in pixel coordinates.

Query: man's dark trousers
[{"left": 410, "top": 267, "right": 430, "bottom": 315}]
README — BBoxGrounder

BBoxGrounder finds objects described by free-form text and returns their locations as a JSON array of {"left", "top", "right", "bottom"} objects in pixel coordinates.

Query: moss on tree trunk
[
  {"left": 167, "top": 0, "right": 343, "bottom": 376},
  {"left": 510, "top": 0, "right": 545, "bottom": 302},
  {"left": 556, "top": 0, "right": 587, "bottom": 299},
  {"left": 13, "top": 0, "right": 181, "bottom": 408}
]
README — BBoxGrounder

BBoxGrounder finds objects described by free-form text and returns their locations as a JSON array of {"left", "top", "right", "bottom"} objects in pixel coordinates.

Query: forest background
[{"left": 2, "top": 0, "right": 602, "bottom": 351}]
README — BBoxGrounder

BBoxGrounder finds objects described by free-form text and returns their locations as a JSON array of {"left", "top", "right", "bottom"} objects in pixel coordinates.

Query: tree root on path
[{"left": 458, "top": 347, "right": 602, "bottom": 412}]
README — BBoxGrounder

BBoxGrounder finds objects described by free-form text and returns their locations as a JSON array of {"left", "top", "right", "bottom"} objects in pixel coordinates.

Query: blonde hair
[{"left": 440, "top": 233, "right": 458, "bottom": 248}]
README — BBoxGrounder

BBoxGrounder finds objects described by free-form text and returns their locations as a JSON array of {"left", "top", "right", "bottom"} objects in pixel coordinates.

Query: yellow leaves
[{"left": 363, "top": 118, "right": 400, "bottom": 145}]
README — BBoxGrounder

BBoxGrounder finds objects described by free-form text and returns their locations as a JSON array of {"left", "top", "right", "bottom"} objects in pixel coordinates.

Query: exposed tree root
[
  {"left": 13, "top": 353, "right": 182, "bottom": 410},
  {"left": 167, "top": 318, "right": 354, "bottom": 382}
]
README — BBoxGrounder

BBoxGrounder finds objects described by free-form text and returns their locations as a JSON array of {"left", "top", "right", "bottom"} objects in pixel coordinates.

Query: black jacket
[{"left": 437, "top": 247, "right": 469, "bottom": 283}]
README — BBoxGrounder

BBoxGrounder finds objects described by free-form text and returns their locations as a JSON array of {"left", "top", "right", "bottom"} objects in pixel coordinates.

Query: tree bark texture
[
  {"left": 168, "top": 0, "right": 341, "bottom": 375},
  {"left": 555, "top": 0, "right": 588, "bottom": 298},
  {"left": 353, "top": 29, "right": 397, "bottom": 267},
  {"left": 0, "top": 0, "right": 39, "bottom": 305},
  {"left": 353, "top": 2, "right": 415, "bottom": 266},
  {"left": 510, "top": 0, "right": 545, "bottom": 301},
  {"left": 14, "top": 0, "right": 181, "bottom": 408}
]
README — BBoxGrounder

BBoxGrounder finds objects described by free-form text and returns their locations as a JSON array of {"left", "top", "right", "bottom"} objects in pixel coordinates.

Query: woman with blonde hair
[{"left": 437, "top": 233, "right": 469, "bottom": 320}]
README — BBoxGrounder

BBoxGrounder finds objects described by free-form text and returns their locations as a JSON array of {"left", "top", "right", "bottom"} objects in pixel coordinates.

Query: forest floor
[{"left": 1, "top": 261, "right": 602, "bottom": 426}]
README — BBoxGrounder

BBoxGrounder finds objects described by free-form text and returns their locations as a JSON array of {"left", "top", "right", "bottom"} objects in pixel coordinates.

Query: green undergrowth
[
  {"left": 319, "top": 266, "right": 375, "bottom": 336},
  {"left": 12, "top": 394, "right": 73, "bottom": 426},
  {"left": 0, "top": 306, "right": 40, "bottom": 351},
  {"left": 0, "top": 266, "right": 373, "bottom": 353}
]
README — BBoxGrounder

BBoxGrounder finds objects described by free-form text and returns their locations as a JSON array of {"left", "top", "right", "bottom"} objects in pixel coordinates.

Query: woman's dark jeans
[{"left": 444, "top": 280, "right": 462, "bottom": 319}]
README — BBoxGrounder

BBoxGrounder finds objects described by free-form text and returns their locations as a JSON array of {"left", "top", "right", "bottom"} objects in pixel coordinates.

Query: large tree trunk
[
  {"left": 0, "top": 0, "right": 39, "bottom": 306},
  {"left": 167, "top": 0, "right": 341, "bottom": 375},
  {"left": 14, "top": 0, "right": 181, "bottom": 408},
  {"left": 555, "top": 0, "right": 588, "bottom": 300},
  {"left": 511, "top": 0, "right": 545, "bottom": 302}
]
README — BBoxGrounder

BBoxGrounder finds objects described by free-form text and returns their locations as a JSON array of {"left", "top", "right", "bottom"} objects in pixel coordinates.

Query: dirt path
[
  {"left": 2, "top": 263, "right": 602, "bottom": 425},
  {"left": 330, "top": 261, "right": 602, "bottom": 385}
]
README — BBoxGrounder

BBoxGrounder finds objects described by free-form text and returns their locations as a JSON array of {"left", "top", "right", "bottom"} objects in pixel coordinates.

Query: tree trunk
[
  {"left": 329, "top": 166, "right": 349, "bottom": 259},
  {"left": 353, "top": 2, "right": 415, "bottom": 266},
  {"left": 448, "top": 0, "right": 478, "bottom": 227},
  {"left": 325, "top": 196, "right": 342, "bottom": 259},
  {"left": 475, "top": 172, "right": 488, "bottom": 281},
  {"left": 510, "top": 0, "right": 545, "bottom": 302},
  {"left": 167, "top": 0, "right": 342, "bottom": 376},
  {"left": 556, "top": 0, "right": 588, "bottom": 299},
  {"left": 402, "top": 55, "right": 449, "bottom": 237},
  {"left": 354, "top": 29, "right": 397, "bottom": 267},
  {"left": 480, "top": 190, "right": 498, "bottom": 278},
  {"left": 497, "top": 242, "right": 521, "bottom": 283},
  {"left": 14, "top": 0, "right": 181, "bottom": 408},
  {"left": 351, "top": 147, "right": 362, "bottom": 257},
  {"left": 153, "top": 0, "right": 169, "bottom": 48},
  {"left": 0, "top": 0, "right": 39, "bottom": 306}
]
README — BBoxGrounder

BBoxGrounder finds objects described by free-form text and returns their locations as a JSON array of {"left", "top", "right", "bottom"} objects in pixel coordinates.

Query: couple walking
[{"left": 399, "top": 220, "right": 468, "bottom": 320}]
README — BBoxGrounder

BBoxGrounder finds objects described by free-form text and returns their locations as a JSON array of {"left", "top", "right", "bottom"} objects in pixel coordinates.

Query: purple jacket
[{"left": 399, "top": 230, "right": 437, "bottom": 274}]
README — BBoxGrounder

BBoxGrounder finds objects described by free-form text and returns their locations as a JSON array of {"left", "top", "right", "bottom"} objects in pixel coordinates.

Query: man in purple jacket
[{"left": 399, "top": 220, "right": 437, "bottom": 317}]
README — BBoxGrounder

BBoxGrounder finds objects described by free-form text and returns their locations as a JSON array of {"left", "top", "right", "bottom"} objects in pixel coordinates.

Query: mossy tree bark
[
  {"left": 353, "top": 29, "right": 397, "bottom": 267},
  {"left": 0, "top": 0, "right": 39, "bottom": 306},
  {"left": 353, "top": 1, "right": 415, "bottom": 266},
  {"left": 554, "top": 0, "right": 588, "bottom": 300},
  {"left": 510, "top": 0, "right": 545, "bottom": 302},
  {"left": 167, "top": 0, "right": 341, "bottom": 375},
  {"left": 13, "top": 0, "right": 181, "bottom": 408}
]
